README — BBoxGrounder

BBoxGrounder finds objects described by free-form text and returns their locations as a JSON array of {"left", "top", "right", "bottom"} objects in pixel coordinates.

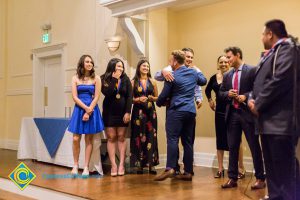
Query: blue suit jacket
[{"left": 156, "top": 66, "right": 207, "bottom": 114}]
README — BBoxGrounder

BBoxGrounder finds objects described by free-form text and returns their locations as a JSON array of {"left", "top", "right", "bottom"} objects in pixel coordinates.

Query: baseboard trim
[
  {"left": 0, "top": 139, "right": 19, "bottom": 150},
  {"left": 158, "top": 152, "right": 254, "bottom": 171}
]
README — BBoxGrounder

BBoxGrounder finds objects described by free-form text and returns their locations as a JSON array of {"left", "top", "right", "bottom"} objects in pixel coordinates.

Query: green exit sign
[{"left": 42, "top": 33, "right": 51, "bottom": 44}]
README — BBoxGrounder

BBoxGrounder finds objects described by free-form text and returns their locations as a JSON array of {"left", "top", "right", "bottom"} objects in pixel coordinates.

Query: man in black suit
[
  {"left": 219, "top": 47, "right": 265, "bottom": 189},
  {"left": 248, "top": 19, "right": 300, "bottom": 200}
]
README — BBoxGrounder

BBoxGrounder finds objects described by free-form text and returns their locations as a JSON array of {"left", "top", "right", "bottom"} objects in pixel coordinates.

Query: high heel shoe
[
  {"left": 118, "top": 165, "right": 125, "bottom": 176},
  {"left": 149, "top": 166, "right": 157, "bottom": 175},
  {"left": 214, "top": 169, "right": 225, "bottom": 178},
  {"left": 111, "top": 166, "right": 118, "bottom": 177},
  {"left": 71, "top": 165, "right": 79, "bottom": 177},
  {"left": 238, "top": 170, "right": 246, "bottom": 179}
]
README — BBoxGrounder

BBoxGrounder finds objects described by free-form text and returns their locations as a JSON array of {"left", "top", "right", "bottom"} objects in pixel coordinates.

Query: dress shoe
[
  {"left": 214, "top": 169, "right": 225, "bottom": 178},
  {"left": 153, "top": 169, "right": 175, "bottom": 181},
  {"left": 136, "top": 167, "right": 143, "bottom": 174},
  {"left": 174, "top": 172, "right": 192, "bottom": 181},
  {"left": 82, "top": 167, "right": 89, "bottom": 178},
  {"left": 221, "top": 179, "right": 238, "bottom": 189},
  {"left": 238, "top": 171, "right": 246, "bottom": 179},
  {"left": 251, "top": 179, "right": 266, "bottom": 190}
]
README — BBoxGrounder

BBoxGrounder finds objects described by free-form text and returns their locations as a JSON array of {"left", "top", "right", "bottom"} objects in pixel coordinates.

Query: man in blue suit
[
  {"left": 154, "top": 50, "right": 207, "bottom": 181},
  {"left": 219, "top": 47, "right": 265, "bottom": 189}
]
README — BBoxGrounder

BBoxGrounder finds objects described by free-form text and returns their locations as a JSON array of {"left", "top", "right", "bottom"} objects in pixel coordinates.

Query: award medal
[{"left": 116, "top": 79, "right": 121, "bottom": 99}]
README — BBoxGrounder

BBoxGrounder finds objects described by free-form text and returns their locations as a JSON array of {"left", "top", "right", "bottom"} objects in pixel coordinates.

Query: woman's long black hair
[
  {"left": 132, "top": 59, "right": 151, "bottom": 90},
  {"left": 101, "top": 58, "right": 125, "bottom": 84}
]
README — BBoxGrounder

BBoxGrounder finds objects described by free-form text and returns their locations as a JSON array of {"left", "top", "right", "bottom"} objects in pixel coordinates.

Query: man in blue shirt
[{"left": 154, "top": 50, "right": 207, "bottom": 181}]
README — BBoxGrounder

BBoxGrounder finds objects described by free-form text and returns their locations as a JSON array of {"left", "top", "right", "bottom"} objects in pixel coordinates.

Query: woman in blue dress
[{"left": 68, "top": 55, "right": 104, "bottom": 177}]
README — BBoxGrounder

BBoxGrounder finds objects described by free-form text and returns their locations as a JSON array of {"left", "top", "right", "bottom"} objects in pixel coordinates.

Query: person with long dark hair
[
  {"left": 130, "top": 59, "right": 159, "bottom": 174},
  {"left": 68, "top": 55, "right": 104, "bottom": 178},
  {"left": 101, "top": 58, "right": 132, "bottom": 176},
  {"left": 205, "top": 55, "right": 230, "bottom": 178}
]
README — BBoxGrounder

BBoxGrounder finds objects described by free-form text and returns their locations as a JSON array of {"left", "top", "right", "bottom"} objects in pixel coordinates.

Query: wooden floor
[
  {"left": 0, "top": 149, "right": 267, "bottom": 200},
  {"left": 0, "top": 189, "right": 35, "bottom": 200}
]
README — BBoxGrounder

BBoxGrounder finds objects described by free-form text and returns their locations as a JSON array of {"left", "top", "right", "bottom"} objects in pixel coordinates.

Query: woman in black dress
[
  {"left": 130, "top": 59, "right": 159, "bottom": 174},
  {"left": 205, "top": 55, "right": 229, "bottom": 178},
  {"left": 101, "top": 58, "right": 132, "bottom": 176}
]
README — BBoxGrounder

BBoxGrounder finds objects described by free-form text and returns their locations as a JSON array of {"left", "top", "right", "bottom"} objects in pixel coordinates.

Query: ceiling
[{"left": 99, "top": 0, "right": 228, "bottom": 17}]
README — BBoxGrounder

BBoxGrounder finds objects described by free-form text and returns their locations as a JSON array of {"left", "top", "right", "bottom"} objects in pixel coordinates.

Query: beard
[{"left": 263, "top": 42, "right": 272, "bottom": 50}]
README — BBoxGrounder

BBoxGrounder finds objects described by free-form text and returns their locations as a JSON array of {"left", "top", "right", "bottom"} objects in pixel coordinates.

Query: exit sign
[{"left": 42, "top": 33, "right": 51, "bottom": 44}]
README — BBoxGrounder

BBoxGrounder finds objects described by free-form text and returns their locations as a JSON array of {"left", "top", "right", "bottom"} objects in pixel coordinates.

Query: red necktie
[{"left": 233, "top": 70, "right": 239, "bottom": 108}]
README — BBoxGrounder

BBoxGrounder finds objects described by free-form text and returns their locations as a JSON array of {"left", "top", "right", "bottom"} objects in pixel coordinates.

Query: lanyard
[{"left": 115, "top": 79, "right": 122, "bottom": 93}]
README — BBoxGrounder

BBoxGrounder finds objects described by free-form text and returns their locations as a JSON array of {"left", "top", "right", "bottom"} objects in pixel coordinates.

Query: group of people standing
[{"left": 66, "top": 18, "right": 299, "bottom": 200}]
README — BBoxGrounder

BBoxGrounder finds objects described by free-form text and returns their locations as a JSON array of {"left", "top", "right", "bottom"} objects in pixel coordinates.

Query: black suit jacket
[
  {"left": 253, "top": 39, "right": 299, "bottom": 136},
  {"left": 219, "top": 64, "right": 256, "bottom": 123}
]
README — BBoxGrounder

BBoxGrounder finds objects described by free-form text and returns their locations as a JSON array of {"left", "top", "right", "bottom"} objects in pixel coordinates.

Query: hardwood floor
[
  {"left": 0, "top": 149, "right": 266, "bottom": 200},
  {"left": 0, "top": 189, "right": 35, "bottom": 200}
]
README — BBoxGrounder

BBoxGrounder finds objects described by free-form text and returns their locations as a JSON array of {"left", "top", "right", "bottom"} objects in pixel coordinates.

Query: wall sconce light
[{"left": 105, "top": 36, "right": 121, "bottom": 52}]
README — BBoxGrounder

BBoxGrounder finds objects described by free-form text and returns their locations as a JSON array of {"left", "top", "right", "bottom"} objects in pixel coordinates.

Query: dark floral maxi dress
[{"left": 130, "top": 79, "right": 159, "bottom": 168}]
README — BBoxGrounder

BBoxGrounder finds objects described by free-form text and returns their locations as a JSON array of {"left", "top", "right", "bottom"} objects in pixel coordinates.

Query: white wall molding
[
  {"left": 64, "top": 86, "right": 72, "bottom": 93},
  {"left": 65, "top": 67, "right": 76, "bottom": 72},
  {"left": 119, "top": 17, "right": 145, "bottom": 56},
  {"left": 32, "top": 43, "right": 67, "bottom": 58},
  {"left": 10, "top": 72, "right": 32, "bottom": 78},
  {"left": 0, "top": 139, "right": 19, "bottom": 150},
  {"left": 99, "top": 0, "right": 226, "bottom": 17},
  {"left": 6, "top": 89, "right": 33, "bottom": 96},
  {"left": 99, "top": 0, "right": 176, "bottom": 17}
]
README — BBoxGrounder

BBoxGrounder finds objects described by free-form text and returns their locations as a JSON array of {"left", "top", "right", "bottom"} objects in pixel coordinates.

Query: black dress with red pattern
[{"left": 130, "top": 79, "right": 159, "bottom": 168}]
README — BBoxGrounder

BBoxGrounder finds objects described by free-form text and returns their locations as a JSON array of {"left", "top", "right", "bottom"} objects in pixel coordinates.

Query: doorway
[{"left": 32, "top": 43, "right": 67, "bottom": 117}]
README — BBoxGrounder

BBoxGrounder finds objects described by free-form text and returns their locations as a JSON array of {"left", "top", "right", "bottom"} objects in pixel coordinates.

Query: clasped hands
[
  {"left": 82, "top": 106, "right": 94, "bottom": 121},
  {"left": 139, "top": 95, "right": 155, "bottom": 103},
  {"left": 228, "top": 89, "right": 246, "bottom": 103}
]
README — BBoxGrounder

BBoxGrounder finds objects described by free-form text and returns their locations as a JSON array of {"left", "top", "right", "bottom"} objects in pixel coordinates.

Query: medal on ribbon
[
  {"left": 138, "top": 79, "right": 149, "bottom": 95},
  {"left": 115, "top": 79, "right": 121, "bottom": 99},
  {"left": 138, "top": 86, "right": 143, "bottom": 93}
]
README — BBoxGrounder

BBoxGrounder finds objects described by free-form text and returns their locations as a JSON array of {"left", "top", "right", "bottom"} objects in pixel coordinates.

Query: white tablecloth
[{"left": 17, "top": 117, "right": 103, "bottom": 175}]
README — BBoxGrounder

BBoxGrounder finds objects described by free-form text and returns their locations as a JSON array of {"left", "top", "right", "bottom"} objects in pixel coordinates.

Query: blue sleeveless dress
[{"left": 68, "top": 85, "right": 104, "bottom": 134}]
